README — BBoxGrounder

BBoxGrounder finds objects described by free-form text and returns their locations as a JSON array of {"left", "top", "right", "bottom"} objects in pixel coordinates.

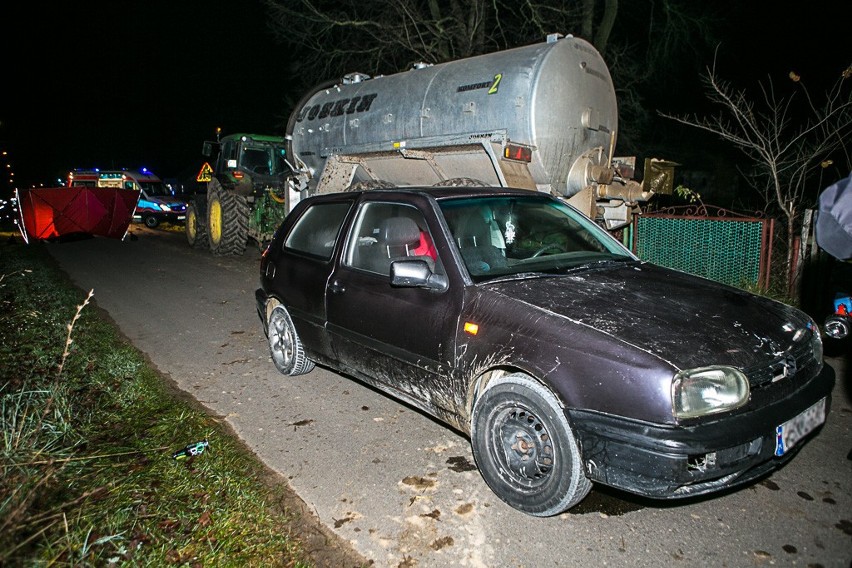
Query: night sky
[
  {"left": 1, "top": 1, "right": 848, "bottom": 193},
  {"left": 2, "top": 0, "right": 295, "bottom": 190}
]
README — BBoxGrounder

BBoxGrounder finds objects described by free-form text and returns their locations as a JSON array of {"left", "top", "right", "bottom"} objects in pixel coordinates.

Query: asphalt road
[{"left": 45, "top": 226, "right": 851, "bottom": 568}]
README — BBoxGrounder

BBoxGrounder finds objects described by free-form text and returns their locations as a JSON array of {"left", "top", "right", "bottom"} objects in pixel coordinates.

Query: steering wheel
[{"left": 530, "top": 243, "right": 564, "bottom": 258}]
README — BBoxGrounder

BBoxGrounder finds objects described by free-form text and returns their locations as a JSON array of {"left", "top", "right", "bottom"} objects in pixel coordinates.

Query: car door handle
[{"left": 328, "top": 279, "right": 346, "bottom": 294}]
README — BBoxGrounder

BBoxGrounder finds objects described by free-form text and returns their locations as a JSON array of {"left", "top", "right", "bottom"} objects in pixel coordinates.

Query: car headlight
[
  {"left": 809, "top": 322, "right": 824, "bottom": 367},
  {"left": 158, "top": 203, "right": 172, "bottom": 212},
  {"left": 672, "top": 366, "right": 750, "bottom": 419}
]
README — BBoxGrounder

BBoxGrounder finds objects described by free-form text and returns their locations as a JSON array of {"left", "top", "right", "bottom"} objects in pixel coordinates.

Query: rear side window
[{"left": 284, "top": 202, "right": 351, "bottom": 259}]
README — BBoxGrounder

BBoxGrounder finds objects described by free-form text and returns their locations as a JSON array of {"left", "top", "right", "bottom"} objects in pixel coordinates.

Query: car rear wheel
[
  {"left": 471, "top": 373, "right": 591, "bottom": 516},
  {"left": 185, "top": 195, "right": 209, "bottom": 249},
  {"left": 267, "top": 306, "right": 315, "bottom": 376}
]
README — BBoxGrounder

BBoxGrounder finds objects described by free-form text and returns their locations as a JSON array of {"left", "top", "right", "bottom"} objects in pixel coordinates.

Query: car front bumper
[
  {"left": 135, "top": 211, "right": 186, "bottom": 221},
  {"left": 568, "top": 363, "right": 835, "bottom": 499}
]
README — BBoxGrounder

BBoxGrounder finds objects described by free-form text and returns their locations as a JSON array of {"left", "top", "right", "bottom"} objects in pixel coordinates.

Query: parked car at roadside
[{"left": 255, "top": 186, "right": 834, "bottom": 517}]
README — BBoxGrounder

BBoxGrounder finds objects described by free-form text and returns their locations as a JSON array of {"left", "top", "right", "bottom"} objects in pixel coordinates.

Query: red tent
[{"left": 17, "top": 186, "right": 140, "bottom": 242}]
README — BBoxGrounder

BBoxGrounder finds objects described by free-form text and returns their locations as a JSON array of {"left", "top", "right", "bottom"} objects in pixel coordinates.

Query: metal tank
[{"left": 287, "top": 34, "right": 657, "bottom": 228}]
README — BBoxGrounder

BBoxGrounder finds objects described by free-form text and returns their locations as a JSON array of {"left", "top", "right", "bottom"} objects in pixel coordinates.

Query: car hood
[{"left": 485, "top": 262, "right": 812, "bottom": 370}]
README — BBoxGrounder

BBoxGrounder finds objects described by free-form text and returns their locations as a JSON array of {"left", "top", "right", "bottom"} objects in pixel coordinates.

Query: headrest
[{"left": 379, "top": 217, "right": 421, "bottom": 247}]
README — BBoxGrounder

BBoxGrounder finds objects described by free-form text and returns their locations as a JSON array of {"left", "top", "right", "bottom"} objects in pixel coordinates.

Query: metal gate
[{"left": 632, "top": 206, "right": 774, "bottom": 289}]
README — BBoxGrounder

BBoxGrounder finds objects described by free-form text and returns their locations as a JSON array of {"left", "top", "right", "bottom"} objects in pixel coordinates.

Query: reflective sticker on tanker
[{"left": 488, "top": 73, "right": 502, "bottom": 94}]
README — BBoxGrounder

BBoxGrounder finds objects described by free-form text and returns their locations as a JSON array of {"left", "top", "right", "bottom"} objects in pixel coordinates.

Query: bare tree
[
  {"left": 261, "top": 0, "right": 722, "bottom": 158},
  {"left": 662, "top": 61, "right": 852, "bottom": 290},
  {"left": 261, "top": 0, "right": 620, "bottom": 80}
]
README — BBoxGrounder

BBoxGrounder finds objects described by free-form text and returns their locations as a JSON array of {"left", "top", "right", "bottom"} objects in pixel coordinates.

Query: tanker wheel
[
  {"left": 207, "top": 181, "right": 249, "bottom": 256},
  {"left": 185, "top": 195, "right": 209, "bottom": 249}
]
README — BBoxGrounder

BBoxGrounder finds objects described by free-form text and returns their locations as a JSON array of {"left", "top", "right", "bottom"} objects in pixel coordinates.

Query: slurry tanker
[
  {"left": 196, "top": 34, "right": 671, "bottom": 255},
  {"left": 285, "top": 33, "right": 671, "bottom": 231}
]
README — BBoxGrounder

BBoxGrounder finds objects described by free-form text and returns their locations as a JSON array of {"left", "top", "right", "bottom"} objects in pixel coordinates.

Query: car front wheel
[
  {"left": 471, "top": 373, "right": 591, "bottom": 516},
  {"left": 267, "top": 307, "right": 315, "bottom": 376}
]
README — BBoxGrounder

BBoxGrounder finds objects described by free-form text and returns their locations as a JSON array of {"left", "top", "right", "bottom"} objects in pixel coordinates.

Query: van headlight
[{"left": 672, "top": 366, "right": 750, "bottom": 419}]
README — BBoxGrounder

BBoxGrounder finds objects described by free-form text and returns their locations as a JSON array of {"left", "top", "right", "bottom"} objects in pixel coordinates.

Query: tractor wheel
[
  {"left": 207, "top": 180, "right": 249, "bottom": 256},
  {"left": 185, "top": 195, "right": 209, "bottom": 249}
]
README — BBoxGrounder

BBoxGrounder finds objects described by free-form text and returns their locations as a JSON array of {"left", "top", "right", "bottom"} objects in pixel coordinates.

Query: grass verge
[{"left": 0, "top": 235, "right": 316, "bottom": 567}]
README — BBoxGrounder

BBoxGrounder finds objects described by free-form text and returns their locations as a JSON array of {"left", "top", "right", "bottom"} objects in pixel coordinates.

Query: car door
[
  {"left": 325, "top": 196, "right": 464, "bottom": 414},
  {"left": 271, "top": 198, "right": 354, "bottom": 359}
]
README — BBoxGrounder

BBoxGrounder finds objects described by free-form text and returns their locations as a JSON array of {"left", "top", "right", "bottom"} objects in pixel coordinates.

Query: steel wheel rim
[{"left": 491, "top": 404, "right": 554, "bottom": 486}]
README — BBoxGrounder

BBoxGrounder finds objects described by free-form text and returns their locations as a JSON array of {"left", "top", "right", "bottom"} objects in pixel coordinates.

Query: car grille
[{"left": 743, "top": 339, "right": 818, "bottom": 389}]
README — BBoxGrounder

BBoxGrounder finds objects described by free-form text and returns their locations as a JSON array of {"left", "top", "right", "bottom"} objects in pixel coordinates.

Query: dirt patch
[{"left": 261, "top": 471, "right": 371, "bottom": 567}]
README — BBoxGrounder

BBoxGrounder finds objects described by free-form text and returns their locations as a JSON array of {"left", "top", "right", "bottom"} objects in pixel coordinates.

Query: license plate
[{"left": 775, "top": 398, "right": 826, "bottom": 456}]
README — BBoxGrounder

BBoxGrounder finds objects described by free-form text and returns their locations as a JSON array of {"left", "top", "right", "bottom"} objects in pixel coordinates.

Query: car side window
[
  {"left": 284, "top": 202, "right": 350, "bottom": 260},
  {"left": 345, "top": 202, "right": 442, "bottom": 276}
]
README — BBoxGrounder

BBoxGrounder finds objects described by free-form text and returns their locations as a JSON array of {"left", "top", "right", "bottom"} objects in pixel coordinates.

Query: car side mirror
[{"left": 390, "top": 260, "right": 448, "bottom": 291}]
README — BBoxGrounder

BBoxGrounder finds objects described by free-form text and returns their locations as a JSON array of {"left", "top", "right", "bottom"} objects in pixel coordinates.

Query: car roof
[{"left": 318, "top": 186, "right": 550, "bottom": 202}]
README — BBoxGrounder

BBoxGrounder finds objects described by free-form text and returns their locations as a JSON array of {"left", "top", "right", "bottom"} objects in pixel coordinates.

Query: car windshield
[
  {"left": 138, "top": 181, "right": 171, "bottom": 197},
  {"left": 439, "top": 195, "right": 635, "bottom": 281},
  {"left": 241, "top": 144, "right": 288, "bottom": 175}
]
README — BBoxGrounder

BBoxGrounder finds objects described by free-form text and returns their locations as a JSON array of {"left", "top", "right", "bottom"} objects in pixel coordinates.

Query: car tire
[
  {"left": 207, "top": 180, "right": 249, "bottom": 256},
  {"left": 143, "top": 215, "right": 159, "bottom": 228},
  {"left": 267, "top": 306, "right": 315, "bottom": 376},
  {"left": 471, "top": 373, "right": 591, "bottom": 516},
  {"left": 185, "top": 195, "right": 209, "bottom": 249}
]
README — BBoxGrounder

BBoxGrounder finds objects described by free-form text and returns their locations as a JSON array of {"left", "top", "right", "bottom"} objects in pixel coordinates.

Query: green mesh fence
[{"left": 634, "top": 215, "right": 767, "bottom": 288}]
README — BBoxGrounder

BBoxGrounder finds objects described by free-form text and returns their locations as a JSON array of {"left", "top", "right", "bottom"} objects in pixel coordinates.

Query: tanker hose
[{"left": 597, "top": 179, "right": 654, "bottom": 203}]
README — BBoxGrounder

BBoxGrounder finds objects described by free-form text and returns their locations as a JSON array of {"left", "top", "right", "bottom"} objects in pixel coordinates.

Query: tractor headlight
[{"left": 672, "top": 366, "right": 749, "bottom": 419}]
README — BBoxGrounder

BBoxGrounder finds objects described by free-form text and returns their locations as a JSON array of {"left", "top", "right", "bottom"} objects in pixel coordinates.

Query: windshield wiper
[
  {"left": 480, "top": 258, "right": 637, "bottom": 283},
  {"left": 560, "top": 257, "right": 637, "bottom": 272},
  {"left": 479, "top": 271, "right": 561, "bottom": 284}
]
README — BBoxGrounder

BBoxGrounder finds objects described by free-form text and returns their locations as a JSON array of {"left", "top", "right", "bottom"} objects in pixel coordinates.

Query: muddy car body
[{"left": 255, "top": 186, "right": 834, "bottom": 516}]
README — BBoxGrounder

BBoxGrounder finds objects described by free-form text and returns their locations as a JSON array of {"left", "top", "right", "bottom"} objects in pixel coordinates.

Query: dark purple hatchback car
[{"left": 256, "top": 186, "right": 834, "bottom": 516}]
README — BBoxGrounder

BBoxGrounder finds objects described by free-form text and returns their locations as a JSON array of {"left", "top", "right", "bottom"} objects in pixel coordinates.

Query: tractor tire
[
  {"left": 185, "top": 195, "right": 209, "bottom": 249},
  {"left": 207, "top": 180, "right": 249, "bottom": 256}
]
